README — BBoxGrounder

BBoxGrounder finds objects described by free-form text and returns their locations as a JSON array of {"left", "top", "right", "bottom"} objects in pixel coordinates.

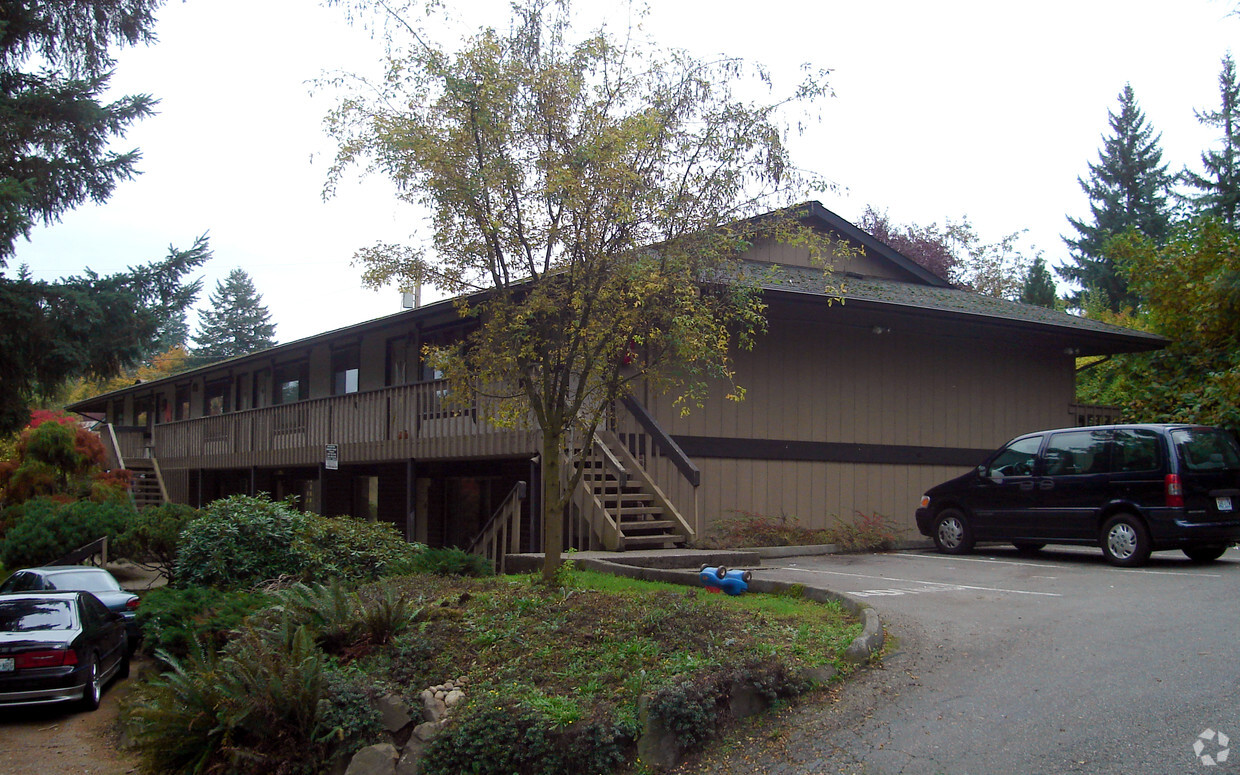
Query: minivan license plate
[
  {"left": 1217, "top": 496, "right": 1233, "bottom": 512},
  {"left": 0, "top": 657, "right": 12, "bottom": 672}
]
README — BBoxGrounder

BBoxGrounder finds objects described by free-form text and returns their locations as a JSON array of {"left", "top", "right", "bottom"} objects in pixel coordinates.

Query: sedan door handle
[{"left": 1039, "top": 479, "right": 1054, "bottom": 490}]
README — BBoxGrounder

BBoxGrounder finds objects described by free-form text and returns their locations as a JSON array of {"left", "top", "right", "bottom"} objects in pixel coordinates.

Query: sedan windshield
[
  {"left": 0, "top": 600, "right": 74, "bottom": 632},
  {"left": 1172, "top": 428, "right": 1240, "bottom": 473}
]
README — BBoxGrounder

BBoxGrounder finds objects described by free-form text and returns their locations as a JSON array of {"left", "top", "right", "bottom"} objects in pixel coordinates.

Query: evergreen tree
[
  {"left": 1060, "top": 84, "right": 1174, "bottom": 311},
  {"left": 193, "top": 269, "right": 277, "bottom": 360},
  {"left": 1020, "top": 256, "right": 1058, "bottom": 308},
  {"left": 0, "top": 0, "right": 209, "bottom": 438},
  {"left": 0, "top": 237, "right": 209, "bottom": 435},
  {"left": 1182, "top": 54, "right": 1240, "bottom": 224},
  {"left": 0, "top": 0, "right": 166, "bottom": 263}
]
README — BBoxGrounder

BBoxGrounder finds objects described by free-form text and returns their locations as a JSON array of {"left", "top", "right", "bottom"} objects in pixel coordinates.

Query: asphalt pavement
[{"left": 712, "top": 545, "right": 1240, "bottom": 775}]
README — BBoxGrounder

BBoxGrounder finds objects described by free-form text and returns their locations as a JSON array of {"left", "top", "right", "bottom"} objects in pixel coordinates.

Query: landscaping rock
[
  {"left": 443, "top": 689, "right": 465, "bottom": 708},
  {"left": 420, "top": 690, "right": 447, "bottom": 723},
  {"left": 728, "top": 680, "right": 768, "bottom": 719},
  {"left": 801, "top": 664, "right": 838, "bottom": 685},
  {"left": 344, "top": 743, "right": 398, "bottom": 775},
  {"left": 376, "top": 694, "right": 413, "bottom": 733},
  {"left": 636, "top": 695, "right": 681, "bottom": 771},
  {"left": 395, "top": 741, "right": 425, "bottom": 775},
  {"left": 413, "top": 720, "right": 448, "bottom": 742}
]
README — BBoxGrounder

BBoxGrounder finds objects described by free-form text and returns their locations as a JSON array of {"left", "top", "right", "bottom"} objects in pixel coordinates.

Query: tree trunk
[{"left": 540, "top": 429, "right": 564, "bottom": 581}]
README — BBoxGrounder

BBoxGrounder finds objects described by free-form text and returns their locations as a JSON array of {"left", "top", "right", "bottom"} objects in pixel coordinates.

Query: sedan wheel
[
  {"left": 79, "top": 654, "right": 102, "bottom": 711},
  {"left": 933, "top": 508, "right": 974, "bottom": 555}
]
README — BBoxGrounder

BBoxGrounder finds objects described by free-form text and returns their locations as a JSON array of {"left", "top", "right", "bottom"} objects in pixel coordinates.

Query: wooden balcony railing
[{"left": 149, "top": 380, "right": 537, "bottom": 468}]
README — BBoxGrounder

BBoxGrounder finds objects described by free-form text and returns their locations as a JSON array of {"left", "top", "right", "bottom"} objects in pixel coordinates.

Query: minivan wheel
[
  {"left": 933, "top": 508, "right": 974, "bottom": 554},
  {"left": 1100, "top": 514, "right": 1151, "bottom": 567},
  {"left": 1183, "top": 545, "right": 1227, "bottom": 563}
]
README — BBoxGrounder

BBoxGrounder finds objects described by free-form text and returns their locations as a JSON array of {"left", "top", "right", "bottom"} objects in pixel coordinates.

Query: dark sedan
[
  {"left": 0, "top": 592, "right": 129, "bottom": 710},
  {"left": 0, "top": 566, "right": 140, "bottom": 649}
]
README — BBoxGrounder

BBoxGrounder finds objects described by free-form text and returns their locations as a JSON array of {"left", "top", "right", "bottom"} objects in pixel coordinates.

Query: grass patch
[{"left": 124, "top": 567, "right": 862, "bottom": 774}]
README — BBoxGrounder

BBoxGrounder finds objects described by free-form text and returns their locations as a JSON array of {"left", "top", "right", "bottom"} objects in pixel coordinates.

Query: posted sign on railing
[{"left": 325, "top": 444, "right": 339, "bottom": 470}]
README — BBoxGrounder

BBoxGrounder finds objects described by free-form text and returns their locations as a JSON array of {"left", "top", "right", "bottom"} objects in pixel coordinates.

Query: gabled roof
[
  {"left": 68, "top": 203, "right": 1163, "bottom": 410},
  {"left": 796, "top": 201, "right": 954, "bottom": 288},
  {"left": 743, "top": 260, "right": 1167, "bottom": 355}
]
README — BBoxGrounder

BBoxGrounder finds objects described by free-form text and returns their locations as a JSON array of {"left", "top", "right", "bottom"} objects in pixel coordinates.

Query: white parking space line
[
  {"left": 896, "top": 552, "right": 1060, "bottom": 569},
  {"left": 770, "top": 566, "right": 1062, "bottom": 597},
  {"left": 895, "top": 551, "right": 1224, "bottom": 578}
]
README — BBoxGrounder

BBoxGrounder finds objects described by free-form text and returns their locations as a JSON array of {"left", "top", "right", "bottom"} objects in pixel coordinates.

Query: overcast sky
[{"left": 8, "top": 0, "right": 1238, "bottom": 344}]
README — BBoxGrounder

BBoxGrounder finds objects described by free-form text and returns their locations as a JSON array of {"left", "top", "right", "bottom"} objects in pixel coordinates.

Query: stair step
[
  {"left": 619, "top": 519, "right": 676, "bottom": 531},
  {"left": 595, "top": 496, "right": 654, "bottom": 508},
  {"left": 614, "top": 505, "right": 662, "bottom": 515},
  {"left": 622, "top": 534, "right": 685, "bottom": 548}
]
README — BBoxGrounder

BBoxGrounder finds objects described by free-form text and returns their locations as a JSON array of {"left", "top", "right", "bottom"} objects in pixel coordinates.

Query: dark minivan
[{"left": 915, "top": 424, "right": 1240, "bottom": 566}]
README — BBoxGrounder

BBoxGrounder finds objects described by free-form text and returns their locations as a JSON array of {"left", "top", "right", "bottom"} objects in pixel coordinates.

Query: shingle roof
[{"left": 740, "top": 261, "right": 1167, "bottom": 351}]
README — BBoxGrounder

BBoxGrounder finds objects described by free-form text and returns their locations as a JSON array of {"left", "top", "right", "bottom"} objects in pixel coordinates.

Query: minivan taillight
[
  {"left": 14, "top": 648, "right": 77, "bottom": 669},
  {"left": 1165, "top": 474, "right": 1184, "bottom": 508}
]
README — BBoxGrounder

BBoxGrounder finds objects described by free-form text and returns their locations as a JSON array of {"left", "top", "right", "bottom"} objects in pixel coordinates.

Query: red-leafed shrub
[{"left": 0, "top": 417, "right": 125, "bottom": 506}]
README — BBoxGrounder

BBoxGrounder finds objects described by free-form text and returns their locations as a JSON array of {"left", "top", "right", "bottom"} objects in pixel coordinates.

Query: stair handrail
[
  {"left": 619, "top": 396, "right": 700, "bottom": 486},
  {"left": 104, "top": 423, "right": 126, "bottom": 470},
  {"left": 53, "top": 536, "right": 108, "bottom": 567},
  {"left": 567, "top": 438, "right": 625, "bottom": 550},
  {"left": 149, "top": 457, "right": 170, "bottom": 505},
  {"left": 466, "top": 480, "right": 527, "bottom": 573},
  {"left": 597, "top": 429, "right": 695, "bottom": 542}
]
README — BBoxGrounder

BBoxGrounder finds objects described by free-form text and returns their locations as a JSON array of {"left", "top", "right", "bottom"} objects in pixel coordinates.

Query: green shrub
[
  {"left": 422, "top": 700, "right": 634, "bottom": 775},
  {"left": 408, "top": 546, "right": 494, "bottom": 577},
  {"left": 137, "top": 585, "right": 270, "bottom": 661},
  {"left": 257, "top": 581, "right": 417, "bottom": 658},
  {"left": 643, "top": 661, "right": 807, "bottom": 752},
  {"left": 317, "top": 663, "right": 386, "bottom": 752},
  {"left": 175, "top": 494, "right": 312, "bottom": 589},
  {"left": 127, "top": 625, "right": 332, "bottom": 775},
  {"left": 176, "top": 494, "right": 426, "bottom": 590},
  {"left": 0, "top": 496, "right": 134, "bottom": 568},
  {"left": 301, "top": 515, "right": 425, "bottom": 581},
  {"left": 113, "top": 502, "right": 199, "bottom": 583}
]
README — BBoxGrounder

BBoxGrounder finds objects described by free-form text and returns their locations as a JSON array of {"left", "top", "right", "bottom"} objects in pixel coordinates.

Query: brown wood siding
[
  {"left": 642, "top": 300, "right": 1076, "bottom": 535},
  {"left": 693, "top": 459, "right": 976, "bottom": 536}
]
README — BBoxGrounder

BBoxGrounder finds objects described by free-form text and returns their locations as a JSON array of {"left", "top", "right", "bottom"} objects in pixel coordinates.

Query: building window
[
  {"left": 133, "top": 396, "right": 152, "bottom": 429},
  {"left": 204, "top": 380, "right": 230, "bottom": 416},
  {"left": 273, "top": 361, "right": 309, "bottom": 405},
  {"left": 175, "top": 384, "right": 191, "bottom": 421},
  {"left": 332, "top": 347, "right": 360, "bottom": 395}
]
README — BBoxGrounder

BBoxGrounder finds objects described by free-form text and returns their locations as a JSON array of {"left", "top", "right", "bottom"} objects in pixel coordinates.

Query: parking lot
[{"left": 744, "top": 546, "right": 1240, "bottom": 774}]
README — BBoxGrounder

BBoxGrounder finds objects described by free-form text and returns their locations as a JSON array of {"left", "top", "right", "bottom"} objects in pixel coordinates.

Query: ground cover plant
[
  {"left": 123, "top": 568, "right": 861, "bottom": 774},
  {"left": 699, "top": 510, "right": 900, "bottom": 552}
]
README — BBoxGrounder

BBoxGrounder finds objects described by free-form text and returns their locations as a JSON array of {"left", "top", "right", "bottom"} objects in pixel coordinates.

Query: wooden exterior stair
[
  {"left": 125, "top": 458, "right": 168, "bottom": 510},
  {"left": 571, "top": 429, "right": 693, "bottom": 551}
]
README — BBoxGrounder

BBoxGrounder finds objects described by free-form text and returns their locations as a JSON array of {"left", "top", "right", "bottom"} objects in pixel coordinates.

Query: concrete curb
[{"left": 569, "top": 556, "right": 885, "bottom": 665}]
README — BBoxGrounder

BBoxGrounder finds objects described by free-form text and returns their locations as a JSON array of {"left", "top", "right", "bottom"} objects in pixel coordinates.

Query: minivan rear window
[{"left": 1171, "top": 428, "right": 1240, "bottom": 473}]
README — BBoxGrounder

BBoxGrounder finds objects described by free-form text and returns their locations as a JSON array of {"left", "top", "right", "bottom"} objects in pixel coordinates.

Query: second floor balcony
[{"left": 128, "top": 380, "right": 539, "bottom": 470}]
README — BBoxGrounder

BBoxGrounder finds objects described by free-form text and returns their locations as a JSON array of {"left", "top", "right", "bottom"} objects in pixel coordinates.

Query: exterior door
[
  {"left": 1035, "top": 429, "right": 1113, "bottom": 539},
  {"left": 969, "top": 435, "right": 1044, "bottom": 539}
]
